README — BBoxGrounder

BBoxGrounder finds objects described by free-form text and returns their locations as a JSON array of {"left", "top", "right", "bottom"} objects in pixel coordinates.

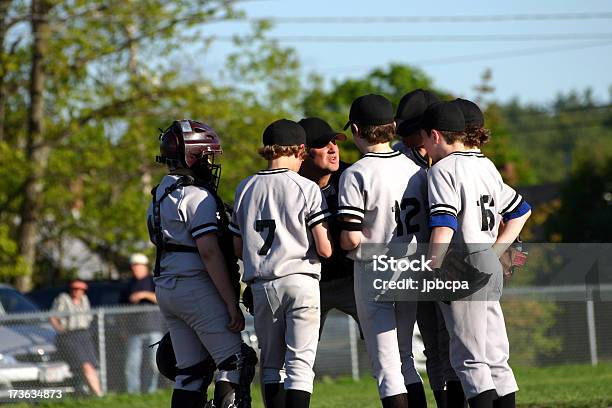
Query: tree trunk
[
  {"left": 0, "top": 0, "right": 10, "bottom": 142},
  {"left": 16, "top": 0, "right": 51, "bottom": 291}
]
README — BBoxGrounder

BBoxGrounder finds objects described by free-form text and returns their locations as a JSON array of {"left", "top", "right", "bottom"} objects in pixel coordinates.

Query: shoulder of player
[
  {"left": 428, "top": 156, "right": 457, "bottom": 182},
  {"left": 182, "top": 183, "right": 214, "bottom": 201},
  {"left": 284, "top": 170, "right": 321, "bottom": 195}
]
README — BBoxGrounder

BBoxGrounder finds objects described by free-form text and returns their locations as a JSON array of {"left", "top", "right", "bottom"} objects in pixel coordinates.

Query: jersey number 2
[
  {"left": 394, "top": 198, "right": 420, "bottom": 236},
  {"left": 255, "top": 219, "right": 276, "bottom": 255}
]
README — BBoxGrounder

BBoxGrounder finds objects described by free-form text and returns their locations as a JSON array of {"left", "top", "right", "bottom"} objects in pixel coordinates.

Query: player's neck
[
  {"left": 268, "top": 156, "right": 302, "bottom": 172},
  {"left": 364, "top": 142, "right": 393, "bottom": 154},
  {"left": 445, "top": 142, "right": 470, "bottom": 154}
]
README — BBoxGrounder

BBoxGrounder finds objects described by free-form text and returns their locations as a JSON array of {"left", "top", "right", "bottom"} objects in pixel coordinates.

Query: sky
[{"left": 198, "top": 0, "right": 612, "bottom": 105}]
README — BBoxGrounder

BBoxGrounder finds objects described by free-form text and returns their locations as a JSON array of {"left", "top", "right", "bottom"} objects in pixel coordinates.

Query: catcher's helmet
[{"left": 156, "top": 119, "right": 223, "bottom": 190}]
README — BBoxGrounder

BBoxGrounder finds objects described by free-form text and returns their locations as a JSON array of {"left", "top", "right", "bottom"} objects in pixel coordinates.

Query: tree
[{"left": 0, "top": 0, "right": 246, "bottom": 288}]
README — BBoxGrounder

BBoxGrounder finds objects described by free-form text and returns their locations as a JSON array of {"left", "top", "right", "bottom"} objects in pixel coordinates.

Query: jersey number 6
[
  {"left": 255, "top": 219, "right": 276, "bottom": 255},
  {"left": 394, "top": 198, "right": 421, "bottom": 237}
]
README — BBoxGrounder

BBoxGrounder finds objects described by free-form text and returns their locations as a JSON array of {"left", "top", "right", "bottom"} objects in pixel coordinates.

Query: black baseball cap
[
  {"left": 262, "top": 119, "right": 306, "bottom": 146},
  {"left": 343, "top": 94, "right": 394, "bottom": 130},
  {"left": 450, "top": 98, "right": 484, "bottom": 128},
  {"left": 421, "top": 101, "right": 465, "bottom": 132},
  {"left": 298, "top": 117, "right": 347, "bottom": 149},
  {"left": 395, "top": 89, "right": 440, "bottom": 136}
]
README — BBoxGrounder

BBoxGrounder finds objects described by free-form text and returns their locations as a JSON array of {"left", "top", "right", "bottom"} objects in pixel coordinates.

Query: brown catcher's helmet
[{"left": 156, "top": 119, "right": 223, "bottom": 190}]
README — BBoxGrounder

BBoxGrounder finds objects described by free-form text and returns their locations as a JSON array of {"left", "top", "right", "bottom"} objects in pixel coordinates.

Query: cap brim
[{"left": 308, "top": 132, "right": 347, "bottom": 149}]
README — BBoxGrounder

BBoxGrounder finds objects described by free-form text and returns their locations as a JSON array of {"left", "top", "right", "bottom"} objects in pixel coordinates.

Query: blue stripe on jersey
[
  {"left": 429, "top": 214, "right": 458, "bottom": 231},
  {"left": 503, "top": 200, "right": 531, "bottom": 222}
]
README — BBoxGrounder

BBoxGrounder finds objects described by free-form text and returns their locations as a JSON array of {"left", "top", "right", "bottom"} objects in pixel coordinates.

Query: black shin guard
[
  {"left": 446, "top": 380, "right": 467, "bottom": 408},
  {"left": 433, "top": 389, "right": 447, "bottom": 408},
  {"left": 171, "top": 389, "right": 204, "bottom": 408},
  {"left": 467, "top": 390, "right": 496, "bottom": 408},
  {"left": 381, "top": 393, "right": 409, "bottom": 408},
  {"left": 264, "top": 383, "right": 286, "bottom": 408},
  {"left": 214, "top": 381, "right": 236, "bottom": 407},
  {"left": 406, "top": 382, "right": 428, "bottom": 408},
  {"left": 493, "top": 392, "right": 515, "bottom": 408},
  {"left": 285, "top": 389, "right": 311, "bottom": 408}
]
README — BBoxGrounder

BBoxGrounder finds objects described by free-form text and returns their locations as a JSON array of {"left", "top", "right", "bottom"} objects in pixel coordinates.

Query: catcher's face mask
[{"left": 157, "top": 120, "right": 223, "bottom": 190}]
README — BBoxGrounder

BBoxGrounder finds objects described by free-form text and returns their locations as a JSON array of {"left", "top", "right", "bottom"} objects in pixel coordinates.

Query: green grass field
[{"left": 7, "top": 363, "right": 612, "bottom": 408}]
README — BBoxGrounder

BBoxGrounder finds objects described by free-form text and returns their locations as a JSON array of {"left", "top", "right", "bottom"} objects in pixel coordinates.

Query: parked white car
[{"left": 0, "top": 284, "right": 72, "bottom": 400}]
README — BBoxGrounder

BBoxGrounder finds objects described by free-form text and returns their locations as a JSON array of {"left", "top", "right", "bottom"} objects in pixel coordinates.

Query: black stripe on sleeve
[
  {"left": 337, "top": 205, "right": 365, "bottom": 214},
  {"left": 189, "top": 223, "right": 217, "bottom": 234},
  {"left": 429, "top": 209, "right": 457, "bottom": 218},
  {"left": 430, "top": 203, "right": 457, "bottom": 213},
  {"left": 500, "top": 193, "right": 521, "bottom": 215},
  {"left": 306, "top": 210, "right": 328, "bottom": 223}
]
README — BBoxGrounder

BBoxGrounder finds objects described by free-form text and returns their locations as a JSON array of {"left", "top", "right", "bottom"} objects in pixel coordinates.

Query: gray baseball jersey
[
  {"left": 230, "top": 168, "right": 331, "bottom": 282},
  {"left": 428, "top": 150, "right": 530, "bottom": 245},
  {"left": 146, "top": 175, "right": 220, "bottom": 288},
  {"left": 392, "top": 141, "right": 429, "bottom": 169},
  {"left": 427, "top": 149, "right": 530, "bottom": 400},
  {"left": 147, "top": 174, "right": 242, "bottom": 392},
  {"left": 337, "top": 150, "right": 429, "bottom": 261},
  {"left": 338, "top": 150, "right": 429, "bottom": 398}
]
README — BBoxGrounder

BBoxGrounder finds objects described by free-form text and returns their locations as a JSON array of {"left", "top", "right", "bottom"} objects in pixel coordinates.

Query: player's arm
[
  {"left": 427, "top": 165, "right": 460, "bottom": 267},
  {"left": 495, "top": 182, "right": 532, "bottom": 257},
  {"left": 312, "top": 222, "right": 332, "bottom": 258},
  {"left": 339, "top": 216, "right": 362, "bottom": 251},
  {"left": 196, "top": 234, "right": 244, "bottom": 332},
  {"left": 428, "top": 226, "right": 454, "bottom": 268},
  {"left": 337, "top": 169, "right": 365, "bottom": 251},
  {"left": 493, "top": 209, "right": 531, "bottom": 258}
]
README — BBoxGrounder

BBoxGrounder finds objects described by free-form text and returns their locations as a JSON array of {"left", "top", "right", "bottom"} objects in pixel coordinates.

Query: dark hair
[
  {"left": 464, "top": 125, "right": 491, "bottom": 148},
  {"left": 258, "top": 144, "right": 305, "bottom": 160},
  {"left": 357, "top": 123, "right": 396, "bottom": 144}
]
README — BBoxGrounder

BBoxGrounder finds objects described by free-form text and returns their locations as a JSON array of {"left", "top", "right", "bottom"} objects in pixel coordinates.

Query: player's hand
[
  {"left": 227, "top": 304, "right": 245, "bottom": 333},
  {"left": 500, "top": 246, "right": 528, "bottom": 281}
]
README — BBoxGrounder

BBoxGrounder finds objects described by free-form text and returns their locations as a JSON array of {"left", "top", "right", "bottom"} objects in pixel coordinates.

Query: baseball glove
[
  {"left": 500, "top": 245, "right": 528, "bottom": 281},
  {"left": 423, "top": 249, "right": 492, "bottom": 302}
]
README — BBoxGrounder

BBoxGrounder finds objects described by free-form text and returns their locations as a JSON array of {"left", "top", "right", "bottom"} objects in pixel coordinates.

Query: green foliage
[
  {"left": 499, "top": 90, "right": 612, "bottom": 186},
  {"left": 503, "top": 300, "right": 562, "bottom": 365},
  {"left": 0, "top": 0, "right": 301, "bottom": 281},
  {"left": 545, "top": 157, "right": 612, "bottom": 242}
]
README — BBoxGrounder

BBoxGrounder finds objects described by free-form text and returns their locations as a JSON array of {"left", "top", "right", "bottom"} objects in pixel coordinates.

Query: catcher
[{"left": 148, "top": 120, "right": 257, "bottom": 408}]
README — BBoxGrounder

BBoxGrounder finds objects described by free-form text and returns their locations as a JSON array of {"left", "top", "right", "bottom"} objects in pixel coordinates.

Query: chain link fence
[{"left": 1, "top": 287, "right": 611, "bottom": 400}]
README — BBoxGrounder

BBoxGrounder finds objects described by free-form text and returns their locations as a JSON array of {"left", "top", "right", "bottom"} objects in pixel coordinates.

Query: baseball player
[
  {"left": 393, "top": 88, "right": 439, "bottom": 169},
  {"left": 297, "top": 117, "right": 363, "bottom": 339},
  {"left": 421, "top": 101, "right": 531, "bottom": 408},
  {"left": 230, "top": 119, "right": 332, "bottom": 408},
  {"left": 148, "top": 120, "right": 257, "bottom": 408},
  {"left": 338, "top": 94, "right": 428, "bottom": 408},
  {"left": 395, "top": 89, "right": 465, "bottom": 408}
]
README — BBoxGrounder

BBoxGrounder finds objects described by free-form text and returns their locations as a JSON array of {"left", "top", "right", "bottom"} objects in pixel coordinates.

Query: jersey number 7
[
  {"left": 394, "top": 198, "right": 421, "bottom": 237},
  {"left": 255, "top": 219, "right": 276, "bottom": 255}
]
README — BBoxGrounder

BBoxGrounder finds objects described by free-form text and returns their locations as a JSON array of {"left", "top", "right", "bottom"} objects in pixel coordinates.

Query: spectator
[
  {"left": 124, "top": 253, "right": 162, "bottom": 394},
  {"left": 50, "top": 279, "right": 103, "bottom": 397}
]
